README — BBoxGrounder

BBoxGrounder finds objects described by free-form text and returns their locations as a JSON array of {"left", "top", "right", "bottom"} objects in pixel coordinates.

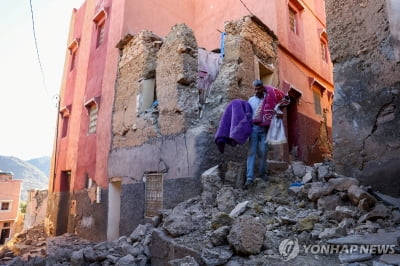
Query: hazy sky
[{"left": 0, "top": 0, "right": 84, "bottom": 160}]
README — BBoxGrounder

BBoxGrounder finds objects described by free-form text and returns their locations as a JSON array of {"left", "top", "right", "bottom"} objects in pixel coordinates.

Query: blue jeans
[{"left": 246, "top": 125, "right": 268, "bottom": 181}]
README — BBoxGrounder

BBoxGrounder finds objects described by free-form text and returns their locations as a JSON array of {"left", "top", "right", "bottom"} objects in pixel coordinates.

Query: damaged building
[
  {"left": 47, "top": 0, "right": 333, "bottom": 241},
  {"left": 0, "top": 171, "right": 22, "bottom": 245},
  {"left": 326, "top": 0, "right": 400, "bottom": 196}
]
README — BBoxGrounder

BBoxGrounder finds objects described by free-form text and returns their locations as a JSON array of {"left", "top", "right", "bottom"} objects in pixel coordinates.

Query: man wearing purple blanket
[{"left": 245, "top": 79, "right": 289, "bottom": 186}]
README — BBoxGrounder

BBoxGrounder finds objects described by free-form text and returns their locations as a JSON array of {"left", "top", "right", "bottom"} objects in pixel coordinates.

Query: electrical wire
[{"left": 29, "top": 0, "right": 49, "bottom": 99}]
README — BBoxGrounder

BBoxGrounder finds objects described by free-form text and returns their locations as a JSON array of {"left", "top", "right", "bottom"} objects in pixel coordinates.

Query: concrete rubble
[{"left": 1, "top": 160, "right": 400, "bottom": 265}]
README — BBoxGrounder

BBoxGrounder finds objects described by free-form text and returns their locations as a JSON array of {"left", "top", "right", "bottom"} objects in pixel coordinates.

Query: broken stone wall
[
  {"left": 24, "top": 190, "right": 48, "bottom": 229},
  {"left": 110, "top": 25, "right": 209, "bottom": 181},
  {"left": 203, "top": 16, "right": 279, "bottom": 164},
  {"left": 108, "top": 17, "right": 279, "bottom": 238},
  {"left": 326, "top": 0, "right": 400, "bottom": 196},
  {"left": 156, "top": 24, "right": 199, "bottom": 135},
  {"left": 112, "top": 31, "right": 162, "bottom": 147}
]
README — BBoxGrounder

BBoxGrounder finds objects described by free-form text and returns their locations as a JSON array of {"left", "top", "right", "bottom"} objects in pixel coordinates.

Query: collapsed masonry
[
  {"left": 24, "top": 190, "right": 48, "bottom": 230},
  {"left": 106, "top": 16, "right": 281, "bottom": 238},
  {"left": 2, "top": 161, "right": 400, "bottom": 265},
  {"left": 44, "top": 15, "right": 333, "bottom": 243}
]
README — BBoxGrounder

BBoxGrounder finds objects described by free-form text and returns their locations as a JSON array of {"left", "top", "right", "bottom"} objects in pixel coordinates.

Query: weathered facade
[
  {"left": 0, "top": 172, "right": 22, "bottom": 245},
  {"left": 48, "top": 0, "right": 333, "bottom": 241},
  {"left": 108, "top": 18, "right": 281, "bottom": 239},
  {"left": 24, "top": 190, "right": 48, "bottom": 229},
  {"left": 326, "top": 0, "right": 400, "bottom": 196}
]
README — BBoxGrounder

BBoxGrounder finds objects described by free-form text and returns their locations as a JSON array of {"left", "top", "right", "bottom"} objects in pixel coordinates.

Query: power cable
[{"left": 29, "top": 0, "right": 50, "bottom": 100}]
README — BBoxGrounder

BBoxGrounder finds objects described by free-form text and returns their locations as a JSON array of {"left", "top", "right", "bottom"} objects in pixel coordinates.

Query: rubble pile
[
  {"left": 0, "top": 223, "right": 48, "bottom": 262},
  {"left": 2, "top": 160, "right": 400, "bottom": 265}
]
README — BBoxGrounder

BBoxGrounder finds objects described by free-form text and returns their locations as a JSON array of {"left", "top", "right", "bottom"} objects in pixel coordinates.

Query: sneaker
[
  {"left": 244, "top": 179, "right": 253, "bottom": 186},
  {"left": 260, "top": 176, "right": 269, "bottom": 181}
]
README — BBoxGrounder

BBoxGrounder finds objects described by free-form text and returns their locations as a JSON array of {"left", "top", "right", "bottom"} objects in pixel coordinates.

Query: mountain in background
[
  {"left": 0, "top": 155, "right": 50, "bottom": 201},
  {"left": 27, "top": 156, "right": 51, "bottom": 177}
]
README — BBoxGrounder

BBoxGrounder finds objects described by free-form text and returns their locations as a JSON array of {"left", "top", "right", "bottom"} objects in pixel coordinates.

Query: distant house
[{"left": 0, "top": 171, "right": 22, "bottom": 245}]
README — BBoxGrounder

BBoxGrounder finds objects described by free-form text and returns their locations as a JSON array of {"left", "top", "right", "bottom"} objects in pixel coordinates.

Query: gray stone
[
  {"left": 338, "top": 253, "right": 373, "bottom": 263},
  {"left": 308, "top": 182, "right": 333, "bottom": 201},
  {"left": 82, "top": 246, "right": 107, "bottom": 261},
  {"left": 379, "top": 254, "right": 400, "bottom": 265},
  {"left": 358, "top": 204, "right": 390, "bottom": 224},
  {"left": 327, "top": 177, "right": 359, "bottom": 191},
  {"left": 263, "top": 231, "right": 277, "bottom": 250},
  {"left": 229, "top": 201, "right": 249, "bottom": 218},
  {"left": 129, "top": 224, "right": 148, "bottom": 242},
  {"left": 372, "top": 261, "right": 393, "bottom": 266},
  {"left": 224, "top": 161, "right": 246, "bottom": 188},
  {"left": 317, "top": 194, "right": 342, "bottom": 212},
  {"left": 116, "top": 254, "right": 136, "bottom": 266},
  {"left": 106, "top": 255, "right": 121, "bottom": 264},
  {"left": 201, "top": 165, "right": 223, "bottom": 207},
  {"left": 122, "top": 243, "right": 143, "bottom": 257},
  {"left": 227, "top": 216, "right": 266, "bottom": 255},
  {"left": 291, "top": 161, "right": 307, "bottom": 178},
  {"left": 209, "top": 226, "right": 230, "bottom": 246},
  {"left": 163, "top": 212, "right": 195, "bottom": 237},
  {"left": 355, "top": 220, "right": 380, "bottom": 233},
  {"left": 302, "top": 170, "right": 313, "bottom": 184},
  {"left": 162, "top": 200, "right": 204, "bottom": 237},
  {"left": 5, "top": 257, "right": 25, "bottom": 266},
  {"left": 339, "top": 218, "right": 355, "bottom": 229},
  {"left": 211, "top": 212, "right": 233, "bottom": 230},
  {"left": 328, "top": 231, "right": 400, "bottom": 245},
  {"left": 216, "top": 187, "right": 237, "bottom": 213},
  {"left": 316, "top": 164, "right": 331, "bottom": 180},
  {"left": 201, "top": 246, "right": 233, "bottom": 265},
  {"left": 70, "top": 250, "right": 85, "bottom": 266},
  {"left": 225, "top": 258, "right": 243, "bottom": 266},
  {"left": 297, "top": 215, "right": 320, "bottom": 232},
  {"left": 333, "top": 205, "right": 357, "bottom": 221},
  {"left": 278, "top": 216, "right": 297, "bottom": 225},
  {"left": 168, "top": 256, "right": 199, "bottom": 266},
  {"left": 143, "top": 245, "right": 151, "bottom": 257},
  {"left": 372, "top": 191, "right": 400, "bottom": 209},
  {"left": 135, "top": 254, "right": 148, "bottom": 266},
  {"left": 318, "top": 227, "right": 346, "bottom": 239},
  {"left": 201, "top": 165, "right": 221, "bottom": 188},
  {"left": 348, "top": 185, "right": 377, "bottom": 208}
]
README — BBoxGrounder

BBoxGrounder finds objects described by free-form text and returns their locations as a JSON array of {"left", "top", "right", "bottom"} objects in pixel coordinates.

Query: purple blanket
[{"left": 215, "top": 99, "right": 253, "bottom": 153}]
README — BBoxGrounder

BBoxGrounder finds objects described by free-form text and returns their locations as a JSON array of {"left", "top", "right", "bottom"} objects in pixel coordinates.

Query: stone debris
[{"left": 1, "top": 159, "right": 400, "bottom": 265}]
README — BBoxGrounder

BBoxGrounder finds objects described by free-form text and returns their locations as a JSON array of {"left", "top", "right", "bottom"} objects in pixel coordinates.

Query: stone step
[{"left": 267, "top": 160, "right": 289, "bottom": 174}]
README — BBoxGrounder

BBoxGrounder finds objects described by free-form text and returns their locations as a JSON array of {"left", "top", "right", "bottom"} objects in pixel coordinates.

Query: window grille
[
  {"left": 145, "top": 173, "right": 163, "bottom": 217},
  {"left": 88, "top": 104, "right": 98, "bottom": 134}
]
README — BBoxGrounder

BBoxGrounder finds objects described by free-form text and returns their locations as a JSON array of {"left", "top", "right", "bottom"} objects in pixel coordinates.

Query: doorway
[
  {"left": 107, "top": 180, "right": 121, "bottom": 241},
  {"left": 0, "top": 228, "right": 10, "bottom": 245},
  {"left": 287, "top": 88, "right": 302, "bottom": 161}
]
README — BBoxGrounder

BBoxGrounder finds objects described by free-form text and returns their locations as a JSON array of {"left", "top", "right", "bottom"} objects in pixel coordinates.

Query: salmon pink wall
[
  {"left": 192, "top": 0, "right": 278, "bottom": 50},
  {"left": 123, "top": 0, "right": 195, "bottom": 40},
  {"left": 0, "top": 180, "right": 21, "bottom": 221}
]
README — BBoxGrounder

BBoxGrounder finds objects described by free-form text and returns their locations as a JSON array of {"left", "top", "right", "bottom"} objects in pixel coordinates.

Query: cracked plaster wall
[{"left": 326, "top": 0, "right": 400, "bottom": 196}]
